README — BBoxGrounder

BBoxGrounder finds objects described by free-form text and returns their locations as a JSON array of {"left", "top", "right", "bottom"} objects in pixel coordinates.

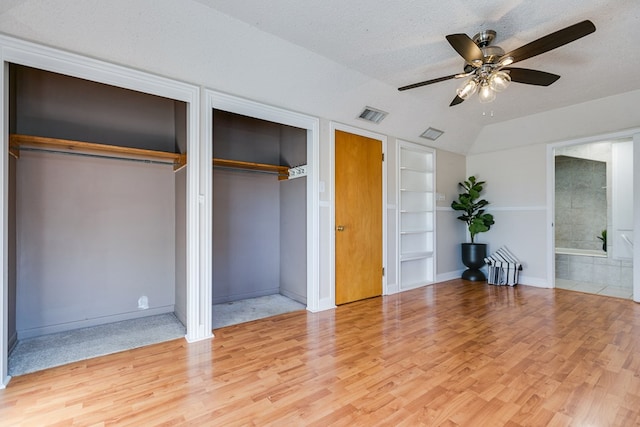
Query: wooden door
[{"left": 335, "top": 130, "right": 383, "bottom": 305}]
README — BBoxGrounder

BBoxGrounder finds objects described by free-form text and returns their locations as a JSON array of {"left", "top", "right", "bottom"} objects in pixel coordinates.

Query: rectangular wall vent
[
  {"left": 420, "top": 127, "right": 444, "bottom": 141},
  {"left": 358, "top": 106, "right": 387, "bottom": 124}
]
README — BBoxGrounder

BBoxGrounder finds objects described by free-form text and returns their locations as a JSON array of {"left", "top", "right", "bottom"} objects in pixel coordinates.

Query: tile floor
[{"left": 555, "top": 278, "right": 633, "bottom": 300}]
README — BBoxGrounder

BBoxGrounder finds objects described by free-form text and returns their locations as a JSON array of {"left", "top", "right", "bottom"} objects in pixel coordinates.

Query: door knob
[{"left": 336, "top": 225, "right": 345, "bottom": 231}]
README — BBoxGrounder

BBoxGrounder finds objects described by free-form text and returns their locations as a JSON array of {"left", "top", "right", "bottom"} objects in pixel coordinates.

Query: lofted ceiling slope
[{"left": 195, "top": 0, "right": 640, "bottom": 153}]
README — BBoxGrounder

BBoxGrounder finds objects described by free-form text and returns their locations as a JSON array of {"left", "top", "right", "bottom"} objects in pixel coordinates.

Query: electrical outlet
[
  {"left": 138, "top": 295, "right": 149, "bottom": 310},
  {"left": 436, "top": 192, "right": 446, "bottom": 201}
]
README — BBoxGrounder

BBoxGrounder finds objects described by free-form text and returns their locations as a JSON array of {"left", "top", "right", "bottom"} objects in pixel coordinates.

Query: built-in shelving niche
[
  {"left": 7, "top": 63, "right": 188, "bottom": 372},
  {"left": 398, "top": 141, "right": 435, "bottom": 290}
]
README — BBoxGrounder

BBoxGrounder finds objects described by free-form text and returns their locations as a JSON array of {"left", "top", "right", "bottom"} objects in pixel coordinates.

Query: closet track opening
[
  {"left": 7, "top": 64, "right": 188, "bottom": 376},
  {"left": 212, "top": 109, "right": 308, "bottom": 329}
]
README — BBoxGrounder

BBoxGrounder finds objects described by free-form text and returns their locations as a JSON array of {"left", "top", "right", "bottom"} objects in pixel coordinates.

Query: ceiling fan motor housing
[
  {"left": 462, "top": 30, "right": 504, "bottom": 72},
  {"left": 472, "top": 30, "right": 496, "bottom": 47}
]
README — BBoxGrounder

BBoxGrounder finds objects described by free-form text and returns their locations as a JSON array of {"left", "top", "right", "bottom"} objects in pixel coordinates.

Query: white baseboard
[
  {"left": 309, "top": 297, "right": 336, "bottom": 313},
  {"left": 0, "top": 374, "right": 10, "bottom": 389},
  {"left": 385, "top": 282, "right": 399, "bottom": 295},
  {"left": 518, "top": 275, "right": 550, "bottom": 288},
  {"left": 436, "top": 270, "right": 464, "bottom": 283}
]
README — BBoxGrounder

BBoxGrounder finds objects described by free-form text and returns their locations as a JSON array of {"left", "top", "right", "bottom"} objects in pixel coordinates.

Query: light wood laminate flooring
[{"left": 2, "top": 279, "right": 640, "bottom": 426}]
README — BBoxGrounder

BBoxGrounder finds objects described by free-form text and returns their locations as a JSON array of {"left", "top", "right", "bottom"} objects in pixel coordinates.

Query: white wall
[
  {"left": 435, "top": 149, "right": 467, "bottom": 280},
  {"left": 16, "top": 151, "right": 176, "bottom": 338},
  {"left": 466, "top": 144, "right": 548, "bottom": 285}
]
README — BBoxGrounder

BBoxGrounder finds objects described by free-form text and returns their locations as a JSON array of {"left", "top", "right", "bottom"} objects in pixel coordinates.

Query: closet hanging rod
[
  {"left": 15, "top": 146, "right": 177, "bottom": 166},
  {"left": 213, "top": 158, "right": 289, "bottom": 180},
  {"left": 9, "top": 134, "right": 187, "bottom": 171}
]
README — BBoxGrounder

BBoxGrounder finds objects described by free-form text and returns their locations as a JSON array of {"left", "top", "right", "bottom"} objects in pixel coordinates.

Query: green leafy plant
[
  {"left": 451, "top": 175, "right": 495, "bottom": 243},
  {"left": 597, "top": 229, "right": 607, "bottom": 252}
]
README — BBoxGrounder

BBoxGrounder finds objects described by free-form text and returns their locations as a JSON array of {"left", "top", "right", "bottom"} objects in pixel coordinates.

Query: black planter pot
[{"left": 461, "top": 243, "right": 487, "bottom": 281}]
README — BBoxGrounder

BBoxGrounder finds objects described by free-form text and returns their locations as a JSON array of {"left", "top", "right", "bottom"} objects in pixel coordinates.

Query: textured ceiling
[
  {"left": 196, "top": 0, "right": 640, "bottom": 152},
  {"left": 0, "top": 1, "right": 638, "bottom": 154}
]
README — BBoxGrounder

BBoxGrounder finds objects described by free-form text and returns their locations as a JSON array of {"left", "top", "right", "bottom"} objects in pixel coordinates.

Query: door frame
[
  {"left": 330, "top": 122, "right": 387, "bottom": 306},
  {"left": 545, "top": 126, "right": 640, "bottom": 302},
  {"left": 0, "top": 34, "right": 206, "bottom": 388}
]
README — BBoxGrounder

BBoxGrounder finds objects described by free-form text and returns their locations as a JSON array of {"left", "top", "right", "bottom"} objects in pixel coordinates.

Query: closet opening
[
  {"left": 212, "top": 109, "right": 307, "bottom": 329},
  {"left": 7, "top": 64, "right": 188, "bottom": 376}
]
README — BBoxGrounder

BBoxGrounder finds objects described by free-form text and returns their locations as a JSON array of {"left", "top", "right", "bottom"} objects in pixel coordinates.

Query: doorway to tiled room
[{"left": 554, "top": 139, "right": 633, "bottom": 299}]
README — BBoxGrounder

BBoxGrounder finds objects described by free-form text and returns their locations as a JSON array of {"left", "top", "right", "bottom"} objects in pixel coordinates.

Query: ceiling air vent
[
  {"left": 358, "top": 106, "right": 387, "bottom": 124},
  {"left": 420, "top": 127, "right": 444, "bottom": 141}
]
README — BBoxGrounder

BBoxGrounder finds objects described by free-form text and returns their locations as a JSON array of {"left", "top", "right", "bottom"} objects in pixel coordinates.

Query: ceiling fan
[{"left": 398, "top": 20, "right": 596, "bottom": 106}]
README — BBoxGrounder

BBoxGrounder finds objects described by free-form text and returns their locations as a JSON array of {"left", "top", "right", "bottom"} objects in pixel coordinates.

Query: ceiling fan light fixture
[
  {"left": 497, "top": 55, "right": 514, "bottom": 67},
  {"left": 488, "top": 70, "right": 511, "bottom": 92},
  {"left": 456, "top": 78, "right": 478, "bottom": 99},
  {"left": 478, "top": 82, "right": 496, "bottom": 103}
]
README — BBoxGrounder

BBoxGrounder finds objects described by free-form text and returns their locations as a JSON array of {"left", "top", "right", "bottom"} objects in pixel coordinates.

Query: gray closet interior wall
[
  {"left": 212, "top": 110, "right": 307, "bottom": 305},
  {"left": 9, "top": 65, "right": 187, "bottom": 341},
  {"left": 279, "top": 126, "right": 307, "bottom": 303}
]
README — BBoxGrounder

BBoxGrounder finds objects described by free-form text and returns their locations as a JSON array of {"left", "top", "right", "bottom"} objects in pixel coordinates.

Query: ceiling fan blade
[
  {"left": 506, "top": 68, "right": 561, "bottom": 86},
  {"left": 398, "top": 74, "right": 458, "bottom": 91},
  {"left": 446, "top": 33, "right": 484, "bottom": 64},
  {"left": 450, "top": 95, "right": 465, "bottom": 107},
  {"left": 503, "top": 20, "right": 596, "bottom": 64}
]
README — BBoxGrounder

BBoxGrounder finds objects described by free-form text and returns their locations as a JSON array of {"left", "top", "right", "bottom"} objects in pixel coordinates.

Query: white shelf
[
  {"left": 400, "top": 251, "right": 434, "bottom": 261},
  {"left": 400, "top": 229, "right": 432, "bottom": 234},
  {"left": 400, "top": 166, "right": 430, "bottom": 173}
]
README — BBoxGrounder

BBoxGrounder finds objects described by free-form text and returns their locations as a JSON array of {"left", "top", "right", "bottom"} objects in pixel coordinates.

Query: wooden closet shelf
[
  {"left": 213, "top": 158, "right": 289, "bottom": 180},
  {"left": 9, "top": 134, "right": 187, "bottom": 171}
]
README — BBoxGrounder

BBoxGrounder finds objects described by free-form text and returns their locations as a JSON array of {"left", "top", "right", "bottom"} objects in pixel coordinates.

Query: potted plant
[{"left": 451, "top": 176, "right": 495, "bottom": 281}]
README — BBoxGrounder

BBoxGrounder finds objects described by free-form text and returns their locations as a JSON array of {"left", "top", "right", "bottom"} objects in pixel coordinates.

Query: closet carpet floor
[
  {"left": 212, "top": 294, "right": 306, "bottom": 330},
  {"left": 8, "top": 313, "right": 186, "bottom": 377},
  {"left": 9, "top": 296, "right": 305, "bottom": 377}
]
